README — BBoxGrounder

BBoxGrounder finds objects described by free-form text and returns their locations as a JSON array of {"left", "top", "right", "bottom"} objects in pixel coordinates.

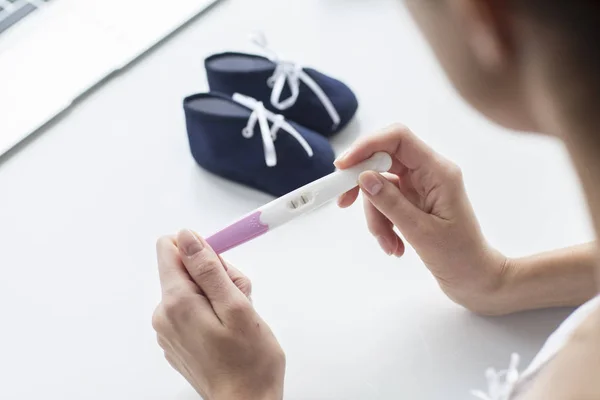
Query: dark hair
[
  {"left": 517, "top": 1, "right": 600, "bottom": 67},
  {"left": 512, "top": 1, "right": 600, "bottom": 121},
  {"left": 522, "top": 0, "right": 599, "bottom": 23}
]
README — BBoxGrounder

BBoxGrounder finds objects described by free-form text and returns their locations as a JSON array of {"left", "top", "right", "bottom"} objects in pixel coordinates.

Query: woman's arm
[{"left": 490, "top": 243, "right": 598, "bottom": 315}]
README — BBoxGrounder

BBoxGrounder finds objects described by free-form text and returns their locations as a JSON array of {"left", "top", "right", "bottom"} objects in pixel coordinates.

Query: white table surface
[{"left": 0, "top": 0, "right": 594, "bottom": 399}]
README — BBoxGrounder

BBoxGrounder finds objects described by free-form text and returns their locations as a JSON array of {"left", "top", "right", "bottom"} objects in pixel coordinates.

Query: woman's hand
[
  {"left": 336, "top": 124, "right": 508, "bottom": 314},
  {"left": 153, "top": 230, "right": 285, "bottom": 400}
]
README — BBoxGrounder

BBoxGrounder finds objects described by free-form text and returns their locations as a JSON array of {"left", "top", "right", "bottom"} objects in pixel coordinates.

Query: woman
[{"left": 152, "top": 1, "right": 600, "bottom": 399}]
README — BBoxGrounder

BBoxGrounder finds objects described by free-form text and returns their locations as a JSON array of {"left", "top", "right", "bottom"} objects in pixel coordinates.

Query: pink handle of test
[{"left": 205, "top": 211, "right": 269, "bottom": 254}]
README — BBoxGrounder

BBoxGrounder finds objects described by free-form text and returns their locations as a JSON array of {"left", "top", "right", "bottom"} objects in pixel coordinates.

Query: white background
[{"left": 0, "top": 0, "right": 594, "bottom": 398}]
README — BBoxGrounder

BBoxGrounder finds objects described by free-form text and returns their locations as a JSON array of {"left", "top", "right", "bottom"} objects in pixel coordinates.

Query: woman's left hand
[{"left": 153, "top": 230, "right": 285, "bottom": 400}]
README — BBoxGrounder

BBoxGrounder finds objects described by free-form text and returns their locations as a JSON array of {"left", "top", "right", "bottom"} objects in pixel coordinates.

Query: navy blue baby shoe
[
  {"left": 183, "top": 92, "right": 336, "bottom": 197},
  {"left": 204, "top": 35, "right": 358, "bottom": 137}
]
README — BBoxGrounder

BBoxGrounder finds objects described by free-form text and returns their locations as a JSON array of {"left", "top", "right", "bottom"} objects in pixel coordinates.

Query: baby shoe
[
  {"left": 183, "top": 92, "right": 336, "bottom": 197},
  {"left": 204, "top": 33, "right": 358, "bottom": 137}
]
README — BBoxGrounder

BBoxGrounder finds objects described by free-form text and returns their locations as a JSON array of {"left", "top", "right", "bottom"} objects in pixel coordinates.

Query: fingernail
[
  {"left": 376, "top": 236, "right": 393, "bottom": 255},
  {"left": 180, "top": 229, "right": 204, "bottom": 256},
  {"left": 359, "top": 172, "right": 383, "bottom": 195},
  {"left": 335, "top": 148, "right": 351, "bottom": 163}
]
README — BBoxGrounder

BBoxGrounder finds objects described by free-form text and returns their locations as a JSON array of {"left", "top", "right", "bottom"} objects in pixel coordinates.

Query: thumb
[
  {"left": 176, "top": 229, "right": 243, "bottom": 310},
  {"left": 358, "top": 171, "right": 425, "bottom": 236}
]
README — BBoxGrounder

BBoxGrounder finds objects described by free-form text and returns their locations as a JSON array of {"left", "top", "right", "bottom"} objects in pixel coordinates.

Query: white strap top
[{"left": 472, "top": 295, "right": 600, "bottom": 400}]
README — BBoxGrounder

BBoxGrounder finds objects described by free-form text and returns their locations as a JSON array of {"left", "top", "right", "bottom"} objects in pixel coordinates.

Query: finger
[
  {"left": 338, "top": 173, "right": 400, "bottom": 209},
  {"left": 335, "top": 124, "right": 438, "bottom": 173},
  {"left": 363, "top": 196, "right": 405, "bottom": 257},
  {"left": 338, "top": 173, "right": 403, "bottom": 210},
  {"left": 176, "top": 230, "right": 247, "bottom": 318},
  {"left": 380, "top": 172, "right": 401, "bottom": 187},
  {"left": 359, "top": 171, "right": 427, "bottom": 238},
  {"left": 224, "top": 262, "right": 253, "bottom": 299},
  {"left": 156, "top": 236, "right": 199, "bottom": 296},
  {"left": 337, "top": 187, "right": 360, "bottom": 208},
  {"left": 384, "top": 171, "right": 423, "bottom": 211}
]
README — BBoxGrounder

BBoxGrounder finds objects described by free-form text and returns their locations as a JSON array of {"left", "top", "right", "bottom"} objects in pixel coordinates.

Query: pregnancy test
[{"left": 206, "top": 152, "right": 393, "bottom": 254}]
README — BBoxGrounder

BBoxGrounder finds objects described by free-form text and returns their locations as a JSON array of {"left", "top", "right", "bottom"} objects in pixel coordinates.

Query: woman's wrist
[
  {"left": 469, "top": 244, "right": 598, "bottom": 315},
  {"left": 437, "top": 246, "right": 513, "bottom": 316},
  {"left": 474, "top": 255, "right": 522, "bottom": 316}
]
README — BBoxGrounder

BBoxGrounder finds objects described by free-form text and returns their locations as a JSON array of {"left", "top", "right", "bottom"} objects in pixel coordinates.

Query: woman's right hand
[
  {"left": 336, "top": 124, "right": 508, "bottom": 314},
  {"left": 153, "top": 230, "right": 285, "bottom": 400}
]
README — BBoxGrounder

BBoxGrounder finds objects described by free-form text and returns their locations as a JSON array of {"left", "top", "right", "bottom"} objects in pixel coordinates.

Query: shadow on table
[
  {"left": 420, "top": 305, "right": 573, "bottom": 395},
  {"left": 420, "top": 305, "right": 574, "bottom": 359}
]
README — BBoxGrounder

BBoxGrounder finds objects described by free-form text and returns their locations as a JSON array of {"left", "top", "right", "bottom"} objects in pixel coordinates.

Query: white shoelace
[
  {"left": 232, "top": 93, "right": 313, "bottom": 167},
  {"left": 251, "top": 32, "right": 341, "bottom": 131},
  {"left": 471, "top": 353, "right": 521, "bottom": 400}
]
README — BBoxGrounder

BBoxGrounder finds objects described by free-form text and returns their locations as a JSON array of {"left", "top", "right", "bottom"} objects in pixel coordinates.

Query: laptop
[{"left": 0, "top": 0, "right": 220, "bottom": 157}]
